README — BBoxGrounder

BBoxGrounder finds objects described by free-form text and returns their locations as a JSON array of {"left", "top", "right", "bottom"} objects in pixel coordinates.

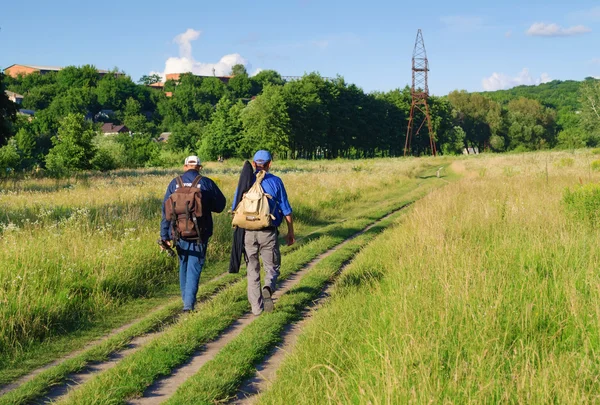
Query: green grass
[
  {"left": 257, "top": 152, "right": 600, "bottom": 404},
  {"left": 0, "top": 157, "right": 443, "bottom": 366},
  {"left": 0, "top": 158, "right": 450, "bottom": 404},
  {"left": 56, "top": 235, "right": 343, "bottom": 405},
  {"left": 165, "top": 211, "right": 405, "bottom": 404},
  {"left": 56, "top": 182, "right": 443, "bottom": 405},
  {"left": 0, "top": 270, "right": 243, "bottom": 405}
]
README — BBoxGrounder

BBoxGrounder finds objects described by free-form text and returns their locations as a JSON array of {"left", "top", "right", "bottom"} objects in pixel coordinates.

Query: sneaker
[{"left": 262, "top": 286, "right": 274, "bottom": 313}]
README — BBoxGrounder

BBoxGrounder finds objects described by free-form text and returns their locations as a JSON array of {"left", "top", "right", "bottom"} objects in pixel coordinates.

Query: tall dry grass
[
  {"left": 260, "top": 150, "right": 600, "bottom": 404},
  {"left": 0, "top": 157, "right": 439, "bottom": 363}
]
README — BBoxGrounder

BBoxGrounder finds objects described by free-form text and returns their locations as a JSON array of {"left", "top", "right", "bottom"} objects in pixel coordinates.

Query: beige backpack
[{"left": 232, "top": 170, "right": 275, "bottom": 230}]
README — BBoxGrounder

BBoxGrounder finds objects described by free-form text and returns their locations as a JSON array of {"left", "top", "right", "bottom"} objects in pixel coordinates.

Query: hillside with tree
[{"left": 1, "top": 65, "right": 599, "bottom": 176}]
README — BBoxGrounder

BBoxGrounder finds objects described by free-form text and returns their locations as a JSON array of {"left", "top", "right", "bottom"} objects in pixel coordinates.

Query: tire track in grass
[
  {"left": 0, "top": 263, "right": 234, "bottom": 395},
  {"left": 56, "top": 235, "right": 341, "bottom": 405},
  {"left": 0, "top": 207, "right": 396, "bottom": 405},
  {"left": 2, "top": 192, "right": 412, "bottom": 397},
  {"left": 233, "top": 297, "right": 322, "bottom": 404},
  {"left": 132, "top": 206, "right": 409, "bottom": 405},
  {"left": 0, "top": 271, "right": 243, "bottom": 405},
  {"left": 163, "top": 209, "right": 407, "bottom": 405}
]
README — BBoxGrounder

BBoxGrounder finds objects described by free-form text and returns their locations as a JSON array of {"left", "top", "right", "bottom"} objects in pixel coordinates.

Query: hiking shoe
[{"left": 262, "top": 286, "right": 274, "bottom": 313}]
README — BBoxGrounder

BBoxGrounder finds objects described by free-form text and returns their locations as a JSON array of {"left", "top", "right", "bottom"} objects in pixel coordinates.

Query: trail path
[
  {"left": 0, "top": 300, "right": 175, "bottom": 397},
  {"left": 35, "top": 331, "right": 161, "bottom": 404},
  {"left": 128, "top": 207, "right": 406, "bottom": 405},
  {"left": 0, "top": 271, "right": 232, "bottom": 399},
  {"left": 233, "top": 286, "right": 331, "bottom": 404}
]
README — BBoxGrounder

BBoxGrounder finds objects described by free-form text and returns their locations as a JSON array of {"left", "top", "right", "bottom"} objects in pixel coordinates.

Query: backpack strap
[
  {"left": 175, "top": 176, "right": 184, "bottom": 188},
  {"left": 191, "top": 175, "right": 202, "bottom": 189},
  {"left": 255, "top": 170, "right": 266, "bottom": 184}
]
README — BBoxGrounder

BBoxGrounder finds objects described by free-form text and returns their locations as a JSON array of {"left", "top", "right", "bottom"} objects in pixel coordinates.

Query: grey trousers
[{"left": 244, "top": 228, "right": 281, "bottom": 315}]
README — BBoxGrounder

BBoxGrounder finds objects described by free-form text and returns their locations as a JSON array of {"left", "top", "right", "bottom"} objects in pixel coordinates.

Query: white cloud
[
  {"left": 152, "top": 28, "right": 254, "bottom": 79},
  {"left": 174, "top": 28, "right": 201, "bottom": 59},
  {"left": 482, "top": 68, "right": 552, "bottom": 91},
  {"left": 526, "top": 22, "right": 591, "bottom": 37},
  {"left": 440, "top": 15, "right": 484, "bottom": 32},
  {"left": 251, "top": 68, "right": 263, "bottom": 77}
]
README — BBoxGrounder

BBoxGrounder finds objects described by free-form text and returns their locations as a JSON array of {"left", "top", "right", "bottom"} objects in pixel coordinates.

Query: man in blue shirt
[
  {"left": 235, "top": 150, "right": 295, "bottom": 315},
  {"left": 161, "top": 155, "right": 226, "bottom": 312}
]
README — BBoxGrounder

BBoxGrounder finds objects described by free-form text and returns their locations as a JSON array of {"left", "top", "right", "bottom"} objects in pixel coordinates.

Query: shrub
[
  {"left": 555, "top": 157, "right": 574, "bottom": 168},
  {"left": 591, "top": 160, "right": 600, "bottom": 171},
  {"left": 563, "top": 183, "right": 600, "bottom": 227},
  {"left": 91, "top": 148, "right": 118, "bottom": 172}
]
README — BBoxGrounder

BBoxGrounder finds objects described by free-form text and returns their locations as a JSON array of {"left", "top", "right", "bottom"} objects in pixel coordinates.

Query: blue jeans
[{"left": 176, "top": 239, "right": 207, "bottom": 310}]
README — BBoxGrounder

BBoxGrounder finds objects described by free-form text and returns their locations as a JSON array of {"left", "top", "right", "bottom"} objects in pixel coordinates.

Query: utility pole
[{"left": 404, "top": 29, "right": 437, "bottom": 156}]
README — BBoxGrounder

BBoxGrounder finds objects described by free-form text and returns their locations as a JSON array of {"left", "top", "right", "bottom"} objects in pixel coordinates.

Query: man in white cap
[{"left": 160, "top": 156, "right": 226, "bottom": 312}]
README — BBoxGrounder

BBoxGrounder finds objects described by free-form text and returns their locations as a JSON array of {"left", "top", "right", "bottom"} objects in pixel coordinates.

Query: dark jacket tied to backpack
[
  {"left": 161, "top": 169, "right": 226, "bottom": 242},
  {"left": 229, "top": 161, "right": 254, "bottom": 273}
]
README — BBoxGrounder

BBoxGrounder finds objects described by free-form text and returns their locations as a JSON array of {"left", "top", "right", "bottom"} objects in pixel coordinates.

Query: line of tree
[{"left": 1, "top": 64, "right": 599, "bottom": 177}]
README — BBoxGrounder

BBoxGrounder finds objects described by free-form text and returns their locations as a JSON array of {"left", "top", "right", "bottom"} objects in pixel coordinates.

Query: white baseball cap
[{"left": 184, "top": 155, "right": 201, "bottom": 166}]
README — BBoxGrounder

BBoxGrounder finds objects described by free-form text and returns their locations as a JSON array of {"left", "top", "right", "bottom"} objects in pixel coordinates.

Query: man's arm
[
  {"left": 160, "top": 180, "right": 175, "bottom": 243},
  {"left": 278, "top": 181, "right": 294, "bottom": 246},
  {"left": 210, "top": 179, "right": 227, "bottom": 213},
  {"left": 284, "top": 214, "right": 295, "bottom": 246}
]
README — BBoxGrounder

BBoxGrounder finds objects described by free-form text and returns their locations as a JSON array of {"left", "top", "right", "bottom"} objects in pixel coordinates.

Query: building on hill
[
  {"left": 3, "top": 64, "right": 125, "bottom": 78},
  {"left": 5, "top": 90, "right": 23, "bottom": 104},
  {"left": 148, "top": 82, "right": 165, "bottom": 90},
  {"left": 165, "top": 73, "right": 232, "bottom": 84},
  {"left": 101, "top": 123, "right": 130, "bottom": 135},
  {"left": 18, "top": 109, "right": 35, "bottom": 121},
  {"left": 156, "top": 132, "right": 171, "bottom": 143}
]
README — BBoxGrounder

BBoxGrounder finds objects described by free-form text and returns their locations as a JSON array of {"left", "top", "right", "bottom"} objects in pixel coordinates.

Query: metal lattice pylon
[{"left": 404, "top": 29, "right": 437, "bottom": 156}]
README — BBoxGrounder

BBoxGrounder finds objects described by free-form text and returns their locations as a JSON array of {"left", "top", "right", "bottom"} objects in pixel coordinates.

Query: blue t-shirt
[{"left": 233, "top": 172, "right": 292, "bottom": 227}]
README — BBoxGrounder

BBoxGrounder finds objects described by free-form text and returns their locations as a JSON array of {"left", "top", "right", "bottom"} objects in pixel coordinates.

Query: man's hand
[
  {"left": 284, "top": 214, "right": 295, "bottom": 246},
  {"left": 285, "top": 232, "right": 295, "bottom": 246},
  {"left": 158, "top": 239, "right": 176, "bottom": 258}
]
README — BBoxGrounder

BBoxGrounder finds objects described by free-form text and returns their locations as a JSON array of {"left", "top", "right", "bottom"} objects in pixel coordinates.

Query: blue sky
[{"left": 1, "top": 0, "right": 599, "bottom": 95}]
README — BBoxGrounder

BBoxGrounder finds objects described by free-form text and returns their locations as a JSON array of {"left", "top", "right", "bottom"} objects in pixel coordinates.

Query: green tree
[
  {"left": 283, "top": 73, "right": 328, "bottom": 158},
  {"left": 22, "top": 84, "right": 59, "bottom": 111},
  {"left": 579, "top": 79, "right": 600, "bottom": 134},
  {"left": 252, "top": 70, "right": 285, "bottom": 88},
  {"left": 505, "top": 97, "right": 556, "bottom": 150},
  {"left": 122, "top": 97, "right": 152, "bottom": 134},
  {"left": 56, "top": 65, "right": 100, "bottom": 89},
  {"left": 199, "top": 77, "right": 226, "bottom": 105},
  {"left": 448, "top": 90, "right": 501, "bottom": 149},
  {"left": 0, "top": 73, "right": 18, "bottom": 145},
  {"left": 45, "top": 113, "right": 97, "bottom": 173},
  {"left": 230, "top": 64, "right": 248, "bottom": 76},
  {"left": 116, "top": 132, "right": 159, "bottom": 168},
  {"left": 95, "top": 73, "right": 137, "bottom": 110},
  {"left": 0, "top": 140, "right": 20, "bottom": 178},
  {"left": 228, "top": 75, "right": 253, "bottom": 99},
  {"left": 168, "top": 121, "right": 203, "bottom": 152},
  {"left": 138, "top": 74, "right": 162, "bottom": 86},
  {"left": 240, "top": 84, "right": 290, "bottom": 157},
  {"left": 198, "top": 96, "right": 243, "bottom": 160},
  {"left": 14, "top": 127, "right": 37, "bottom": 169}
]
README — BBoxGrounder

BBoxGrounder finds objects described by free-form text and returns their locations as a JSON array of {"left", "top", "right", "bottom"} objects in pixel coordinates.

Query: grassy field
[
  {"left": 257, "top": 150, "right": 600, "bottom": 404},
  {"left": 0, "top": 157, "right": 446, "bottom": 387}
]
